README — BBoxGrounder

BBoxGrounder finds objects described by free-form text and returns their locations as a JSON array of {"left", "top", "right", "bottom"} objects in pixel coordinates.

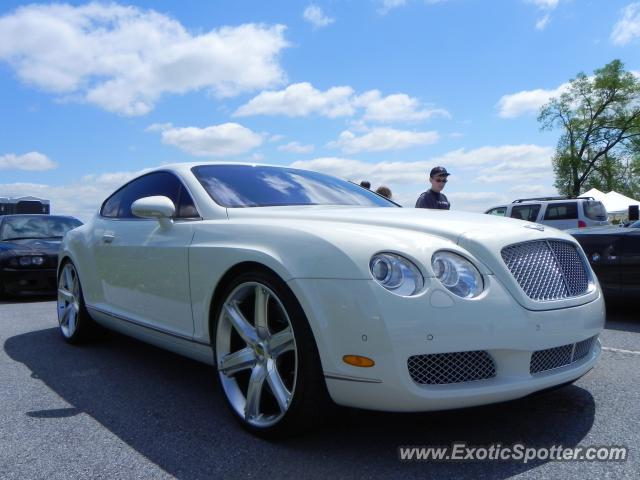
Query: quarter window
[
  {"left": 487, "top": 207, "right": 507, "bottom": 216},
  {"left": 100, "top": 172, "right": 199, "bottom": 219},
  {"left": 544, "top": 202, "right": 578, "bottom": 220},
  {"left": 511, "top": 205, "right": 541, "bottom": 222}
]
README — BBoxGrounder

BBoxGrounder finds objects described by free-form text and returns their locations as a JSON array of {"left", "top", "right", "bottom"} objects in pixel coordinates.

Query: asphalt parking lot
[{"left": 1, "top": 298, "right": 638, "bottom": 480}]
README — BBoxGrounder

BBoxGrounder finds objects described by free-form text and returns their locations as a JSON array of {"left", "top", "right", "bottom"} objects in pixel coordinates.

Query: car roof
[
  {"left": 0, "top": 214, "right": 81, "bottom": 220},
  {"left": 150, "top": 161, "right": 315, "bottom": 176},
  {"left": 511, "top": 198, "right": 599, "bottom": 204}
]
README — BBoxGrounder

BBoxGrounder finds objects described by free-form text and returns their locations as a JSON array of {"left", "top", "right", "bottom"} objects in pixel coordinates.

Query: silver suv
[{"left": 485, "top": 196, "right": 609, "bottom": 230}]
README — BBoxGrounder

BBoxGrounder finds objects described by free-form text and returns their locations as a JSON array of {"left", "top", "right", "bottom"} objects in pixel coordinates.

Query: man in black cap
[{"left": 415, "top": 166, "right": 451, "bottom": 209}]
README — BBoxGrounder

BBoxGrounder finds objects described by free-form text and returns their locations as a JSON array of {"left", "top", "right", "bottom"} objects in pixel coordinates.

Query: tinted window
[
  {"left": 101, "top": 172, "right": 198, "bottom": 219},
  {"left": 101, "top": 189, "right": 124, "bottom": 218},
  {"left": 511, "top": 204, "right": 541, "bottom": 222},
  {"left": 0, "top": 216, "right": 82, "bottom": 241},
  {"left": 583, "top": 201, "right": 607, "bottom": 221},
  {"left": 486, "top": 207, "right": 507, "bottom": 216},
  {"left": 192, "top": 165, "right": 397, "bottom": 208},
  {"left": 544, "top": 202, "right": 578, "bottom": 220}
]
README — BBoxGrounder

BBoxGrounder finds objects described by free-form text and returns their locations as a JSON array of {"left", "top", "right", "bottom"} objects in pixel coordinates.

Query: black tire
[
  {"left": 213, "top": 269, "right": 332, "bottom": 438},
  {"left": 57, "top": 260, "right": 101, "bottom": 344}
]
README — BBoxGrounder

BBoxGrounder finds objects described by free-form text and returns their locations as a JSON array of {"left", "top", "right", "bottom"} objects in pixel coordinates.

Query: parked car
[
  {"left": 58, "top": 163, "right": 605, "bottom": 437},
  {"left": 485, "top": 196, "right": 609, "bottom": 230},
  {"left": 0, "top": 215, "right": 82, "bottom": 297},
  {"left": 567, "top": 220, "right": 640, "bottom": 299}
]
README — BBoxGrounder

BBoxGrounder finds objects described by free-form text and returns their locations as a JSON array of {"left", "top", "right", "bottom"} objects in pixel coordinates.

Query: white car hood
[
  {"left": 227, "top": 206, "right": 599, "bottom": 311},
  {"left": 226, "top": 205, "right": 535, "bottom": 244}
]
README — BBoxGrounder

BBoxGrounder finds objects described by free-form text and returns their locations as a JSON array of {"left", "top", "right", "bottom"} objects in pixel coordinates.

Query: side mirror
[{"left": 131, "top": 196, "right": 176, "bottom": 220}]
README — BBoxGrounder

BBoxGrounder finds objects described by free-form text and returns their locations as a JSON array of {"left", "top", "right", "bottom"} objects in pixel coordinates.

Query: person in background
[
  {"left": 360, "top": 180, "right": 371, "bottom": 189},
  {"left": 415, "top": 166, "right": 450, "bottom": 210},
  {"left": 376, "top": 186, "right": 392, "bottom": 200}
]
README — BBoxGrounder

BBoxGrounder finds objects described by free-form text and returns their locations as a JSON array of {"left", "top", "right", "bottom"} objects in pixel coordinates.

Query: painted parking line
[{"left": 602, "top": 346, "right": 640, "bottom": 356}]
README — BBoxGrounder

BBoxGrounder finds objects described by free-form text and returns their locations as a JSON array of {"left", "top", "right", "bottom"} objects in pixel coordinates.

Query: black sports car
[
  {"left": 568, "top": 221, "right": 640, "bottom": 299},
  {"left": 0, "top": 215, "right": 82, "bottom": 297}
]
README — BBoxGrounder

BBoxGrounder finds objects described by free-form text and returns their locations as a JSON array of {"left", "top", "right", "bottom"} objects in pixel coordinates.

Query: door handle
[{"left": 102, "top": 233, "right": 115, "bottom": 243}]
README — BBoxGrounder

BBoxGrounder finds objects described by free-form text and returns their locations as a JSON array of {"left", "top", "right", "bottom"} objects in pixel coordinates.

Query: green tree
[{"left": 539, "top": 60, "right": 640, "bottom": 197}]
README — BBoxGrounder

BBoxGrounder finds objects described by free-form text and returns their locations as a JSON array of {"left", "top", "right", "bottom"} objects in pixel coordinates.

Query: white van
[{"left": 485, "top": 197, "right": 609, "bottom": 230}]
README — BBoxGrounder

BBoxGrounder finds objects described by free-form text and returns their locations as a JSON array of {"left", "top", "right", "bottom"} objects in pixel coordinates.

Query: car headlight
[
  {"left": 431, "top": 251, "right": 484, "bottom": 298},
  {"left": 15, "top": 256, "right": 45, "bottom": 266},
  {"left": 370, "top": 253, "right": 424, "bottom": 296}
]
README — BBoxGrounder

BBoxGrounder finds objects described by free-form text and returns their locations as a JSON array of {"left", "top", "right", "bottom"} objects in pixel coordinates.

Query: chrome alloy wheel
[
  {"left": 57, "top": 263, "right": 80, "bottom": 338},
  {"left": 216, "top": 282, "right": 298, "bottom": 428}
]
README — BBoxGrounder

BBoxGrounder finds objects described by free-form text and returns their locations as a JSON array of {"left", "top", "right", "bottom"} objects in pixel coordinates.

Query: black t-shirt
[{"left": 415, "top": 190, "right": 450, "bottom": 210}]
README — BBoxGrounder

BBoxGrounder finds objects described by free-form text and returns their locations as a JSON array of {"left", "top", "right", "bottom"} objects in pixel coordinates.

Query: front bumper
[
  {"left": 1, "top": 267, "right": 57, "bottom": 295},
  {"left": 288, "top": 274, "right": 605, "bottom": 412}
]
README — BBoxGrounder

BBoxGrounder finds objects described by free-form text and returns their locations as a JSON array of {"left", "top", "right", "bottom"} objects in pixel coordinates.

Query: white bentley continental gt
[{"left": 57, "top": 163, "right": 605, "bottom": 437}]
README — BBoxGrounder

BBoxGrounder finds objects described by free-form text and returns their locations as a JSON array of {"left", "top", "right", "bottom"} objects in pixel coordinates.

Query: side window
[
  {"left": 544, "top": 202, "right": 578, "bottom": 220},
  {"left": 101, "top": 172, "right": 199, "bottom": 219},
  {"left": 176, "top": 185, "right": 199, "bottom": 218},
  {"left": 101, "top": 189, "right": 124, "bottom": 218},
  {"left": 487, "top": 207, "right": 507, "bottom": 216},
  {"left": 511, "top": 204, "right": 541, "bottom": 222}
]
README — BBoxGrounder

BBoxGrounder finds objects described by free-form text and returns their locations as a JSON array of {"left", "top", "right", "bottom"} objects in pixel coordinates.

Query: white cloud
[
  {"left": 328, "top": 128, "right": 439, "bottom": 153},
  {"left": 159, "top": 123, "right": 264, "bottom": 156},
  {"left": 303, "top": 5, "right": 335, "bottom": 28},
  {"left": 0, "top": 4, "right": 288, "bottom": 115},
  {"left": 526, "top": 0, "right": 559, "bottom": 29},
  {"left": 277, "top": 141, "right": 315, "bottom": 154},
  {"left": 354, "top": 90, "right": 450, "bottom": 123},
  {"left": 536, "top": 14, "right": 550, "bottom": 30},
  {"left": 145, "top": 122, "right": 173, "bottom": 133},
  {"left": 293, "top": 144, "right": 552, "bottom": 183},
  {"left": 611, "top": 3, "right": 640, "bottom": 45},
  {"left": 377, "top": 0, "right": 407, "bottom": 14},
  {"left": 471, "top": 146, "right": 554, "bottom": 183},
  {"left": 496, "top": 82, "right": 568, "bottom": 118},
  {"left": 291, "top": 144, "right": 555, "bottom": 210},
  {"left": 0, "top": 152, "right": 57, "bottom": 171},
  {"left": 235, "top": 82, "right": 447, "bottom": 123},
  {"left": 526, "top": 0, "right": 559, "bottom": 9},
  {"left": 234, "top": 82, "right": 355, "bottom": 118},
  {"left": 508, "top": 184, "right": 555, "bottom": 196}
]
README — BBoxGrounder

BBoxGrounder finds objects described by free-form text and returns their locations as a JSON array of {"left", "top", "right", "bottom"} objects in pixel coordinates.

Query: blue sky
[{"left": 1, "top": 0, "right": 639, "bottom": 219}]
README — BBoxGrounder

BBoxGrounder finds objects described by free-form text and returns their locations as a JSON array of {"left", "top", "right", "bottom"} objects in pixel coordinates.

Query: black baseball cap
[{"left": 430, "top": 166, "right": 450, "bottom": 177}]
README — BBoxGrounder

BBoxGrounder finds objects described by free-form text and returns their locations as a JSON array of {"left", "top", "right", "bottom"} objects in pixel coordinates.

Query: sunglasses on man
[{"left": 433, "top": 177, "right": 448, "bottom": 183}]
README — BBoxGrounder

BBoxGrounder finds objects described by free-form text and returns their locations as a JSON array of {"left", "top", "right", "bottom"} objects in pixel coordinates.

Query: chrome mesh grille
[
  {"left": 407, "top": 351, "right": 496, "bottom": 385},
  {"left": 530, "top": 336, "right": 597, "bottom": 374},
  {"left": 501, "top": 240, "right": 590, "bottom": 301}
]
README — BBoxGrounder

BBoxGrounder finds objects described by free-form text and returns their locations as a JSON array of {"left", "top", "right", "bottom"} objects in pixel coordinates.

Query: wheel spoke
[
  {"left": 266, "top": 362, "right": 291, "bottom": 413},
  {"left": 60, "top": 304, "right": 71, "bottom": 327},
  {"left": 67, "top": 308, "right": 77, "bottom": 334},
  {"left": 64, "top": 266, "right": 74, "bottom": 292},
  {"left": 218, "top": 347, "right": 257, "bottom": 377},
  {"left": 58, "top": 288, "right": 74, "bottom": 304},
  {"left": 254, "top": 286, "right": 269, "bottom": 337},
  {"left": 245, "top": 364, "right": 266, "bottom": 420},
  {"left": 268, "top": 327, "right": 295, "bottom": 358},
  {"left": 224, "top": 303, "right": 259, "bottom": 346}
]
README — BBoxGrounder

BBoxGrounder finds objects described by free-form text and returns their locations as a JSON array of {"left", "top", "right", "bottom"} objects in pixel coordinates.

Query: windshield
[
  {"left": 0, "top": 216, "right": 82, "bottom": 241},
  {"left": 192, "top": 165, "right": 398, "bottom": 208},
  {"left": 630, "top": 220, "right": 640, "bottom": 228}
]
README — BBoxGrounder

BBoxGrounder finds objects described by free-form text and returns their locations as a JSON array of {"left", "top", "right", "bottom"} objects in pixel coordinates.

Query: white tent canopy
[{"left": 582, "top": 188, "right": 640, "bottom": 214}]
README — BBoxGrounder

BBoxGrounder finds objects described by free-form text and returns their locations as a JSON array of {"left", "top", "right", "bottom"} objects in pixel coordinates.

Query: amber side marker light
[{"left": 343, "top": 355, "right": 375, "bottom": 367}]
